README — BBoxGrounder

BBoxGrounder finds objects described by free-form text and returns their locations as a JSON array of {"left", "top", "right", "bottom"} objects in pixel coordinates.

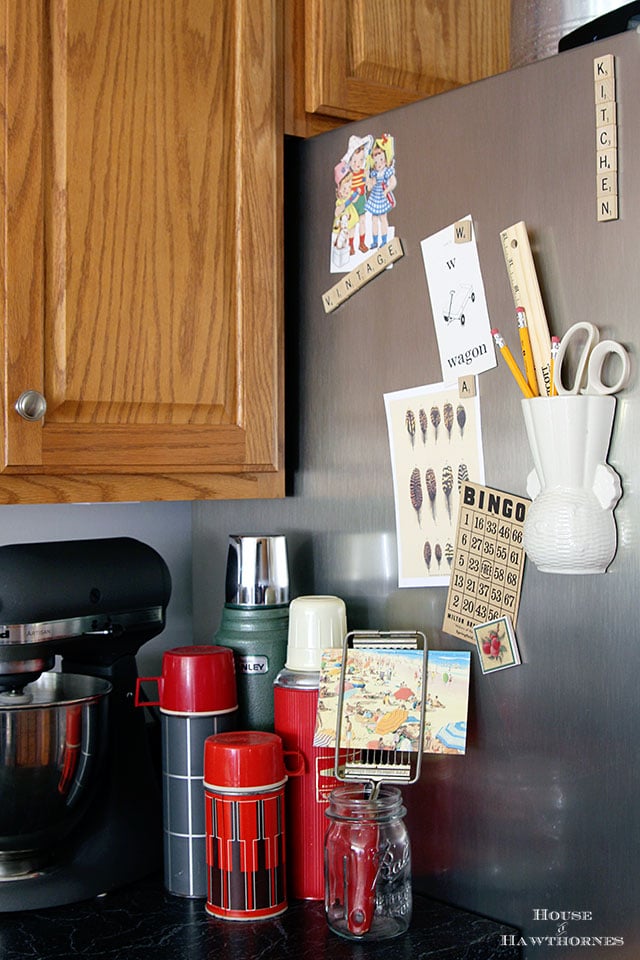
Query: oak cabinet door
[
  {"left": 0, "top": 0, "right": 283, "bottom": 503},
  {"left": 285, "top": 0, "right": 510, "bottom": 136}
]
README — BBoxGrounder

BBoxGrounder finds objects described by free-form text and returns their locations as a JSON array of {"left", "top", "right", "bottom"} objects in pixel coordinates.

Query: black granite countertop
[{"left": 0, "top": 875, "right": 520, "bottom": 960}]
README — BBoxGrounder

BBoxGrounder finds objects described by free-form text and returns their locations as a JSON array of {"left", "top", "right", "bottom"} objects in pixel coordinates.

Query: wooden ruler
[{"left": 499, "top": 221, "right": 552, "bottom": 396}]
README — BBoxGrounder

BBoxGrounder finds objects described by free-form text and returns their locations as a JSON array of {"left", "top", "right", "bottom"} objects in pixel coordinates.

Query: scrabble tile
[
  {"left": 594, "top": 54, "right": 615, "bottom": 82},
  {"left": 594, "top": 77, "right": 615, "bottom": 103},
  {"left": 596, "top": 123, "right": 617, "bottom": 149},
  {"left": 597, "top": 194, "right": 619, "bottom": 221},
  {"left": 453, "top": 220, "right": 472, "bottom": 243},
  {"left": 596, "top": 171, "right": 618, "bottom": 196},
  {"left": 596, "top": 148, "right": 618, "bottom": 172},
  {"left": 458, "top": 376, "right": 477, "bottom": 398},
  {"left": 595, "top": 101, "right": 617, "bottom": 126}
]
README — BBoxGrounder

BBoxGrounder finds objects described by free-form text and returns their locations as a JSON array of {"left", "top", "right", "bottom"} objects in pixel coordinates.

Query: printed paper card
[
  {"left": 420, "top": 216, "right": 496, "bottom": 380},
  {"left": 330, "top": 132, "right": 398, "bottom": 273},
  {"left": 315, "top": 648, "right": 471, "bottom": 755},
  {"left": 384, "top": 380, "right": 485, "bottom": 587},
  {"left": 474, "top": 615, "right": 522, "bottom": 674},
  {"left": 443, "top": 481, "right": 529, "bottom": 644}
]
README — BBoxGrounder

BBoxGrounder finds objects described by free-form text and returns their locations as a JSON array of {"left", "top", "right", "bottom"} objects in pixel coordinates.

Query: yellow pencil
[
  {"left": 516, "top": 307, "right": 539, "bottom": 396},
  {"left": 491, "top": 328, "right": 535, "bottom": 399},
  {"left": 550, "top": 336, "right": 560, "bottom": 397}
]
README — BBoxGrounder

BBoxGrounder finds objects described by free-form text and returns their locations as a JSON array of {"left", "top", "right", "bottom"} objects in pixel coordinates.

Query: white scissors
[{"left": 554, "top": 321, "right": 630, "bottom": 396}]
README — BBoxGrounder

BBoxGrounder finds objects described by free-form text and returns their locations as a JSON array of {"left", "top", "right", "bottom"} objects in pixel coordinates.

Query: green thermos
[{"left": 214, "top": 534, "right": 290, "bottom": 731}]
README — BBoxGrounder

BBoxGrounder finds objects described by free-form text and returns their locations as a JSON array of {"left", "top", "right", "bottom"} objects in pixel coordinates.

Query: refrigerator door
[{"left": 194, "top": 29, "right": 640, "bottom": 954}]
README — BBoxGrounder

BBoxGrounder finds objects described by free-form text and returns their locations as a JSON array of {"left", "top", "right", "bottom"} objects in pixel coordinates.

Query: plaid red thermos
[{"left": 204, "top": 731, "right": 298, "bottom": 920}]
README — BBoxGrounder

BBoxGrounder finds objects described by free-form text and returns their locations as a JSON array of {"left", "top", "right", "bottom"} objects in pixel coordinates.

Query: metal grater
[{"left": 333, "top": 630, "right": 428, "bottom": 797}]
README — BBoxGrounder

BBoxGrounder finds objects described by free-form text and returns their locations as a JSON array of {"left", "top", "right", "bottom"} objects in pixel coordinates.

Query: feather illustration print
[
  {"left": 430, "top": 406, "right": 441, "bottom": 442},
  {"left": 456, "top": 403, "right": 466, "bottom": 438},
  {"left": 410, "top": 467, "right": 423, "bottom": 524},
  {"left": 457, "top": 462, "right": 469, "bottom": 493},
  {"left": 425, "top": 467, "right": 437, "bottom": 521},
  {"left": 405, "top": 410, "right": 416, "bottom": 448},
  {"left": 443, "top": 402, "right": 454, "bottom": 441},
  {"left": 442, "top": 464, "right": 454, "bottom": 522},
  {"left": 419, "top": 408, "right": 428, "bottom": 444}
]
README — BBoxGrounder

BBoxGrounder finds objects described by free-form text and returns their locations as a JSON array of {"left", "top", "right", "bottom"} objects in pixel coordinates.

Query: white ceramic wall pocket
[{"left": 521, "top": 395, "right": 620, "bottom": 574}]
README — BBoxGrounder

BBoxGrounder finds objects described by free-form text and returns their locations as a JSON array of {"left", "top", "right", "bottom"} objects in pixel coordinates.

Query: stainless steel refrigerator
[{"left": 193, "top": 28, "right": 640, "bottom": 955}]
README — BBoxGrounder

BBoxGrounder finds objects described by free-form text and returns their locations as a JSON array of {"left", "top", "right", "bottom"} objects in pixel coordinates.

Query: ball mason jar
[{"left": 324, "top": 784, "right": 411, "bottom": 941}]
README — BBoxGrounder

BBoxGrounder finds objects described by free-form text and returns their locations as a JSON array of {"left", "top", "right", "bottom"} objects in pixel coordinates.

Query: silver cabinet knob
[{"left": 15, "top": 390, "right": 47, "bottom": 422}]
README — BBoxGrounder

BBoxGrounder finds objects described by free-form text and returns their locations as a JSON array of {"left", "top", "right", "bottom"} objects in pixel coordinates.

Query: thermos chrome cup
[
  {"left": 137, "top": 645, "right": 237, "bottom": 898},
  {"left": 214, "top": 535, "right": 290, "bottom": 731},
  {"left": 204, "top": 731, "right": 292, "bottom": 920},
  {"left": 274, "top": 595, "right": 347, "bottom": 899}
]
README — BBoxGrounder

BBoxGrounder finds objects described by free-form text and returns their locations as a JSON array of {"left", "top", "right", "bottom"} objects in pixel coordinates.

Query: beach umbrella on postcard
[
  {"left": 393, "top": 686, "right": 414, "bottom": 701},
  {"left": 375, "top": 707, "right": 408, "bottom": 735},
  {"left": 435, "top": 721, "right": 467, "bottom": 752},
  {"left": 314, "top": 729, "right": 334, "bottom": 747}
]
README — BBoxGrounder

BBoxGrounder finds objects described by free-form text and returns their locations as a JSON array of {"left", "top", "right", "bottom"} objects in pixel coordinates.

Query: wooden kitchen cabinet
[
  {"left": 0, "top": 0, "right": 284, "bottom": 503},
  {"left": 284, "top": 0, "right": 511, "bottom": 137}
]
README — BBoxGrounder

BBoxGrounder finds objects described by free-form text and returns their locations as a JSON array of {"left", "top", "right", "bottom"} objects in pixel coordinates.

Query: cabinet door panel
[
  {"left": 1, "top": 0, "right": 283, "bottom": 498},
  {"left": 304, "top": 0, "right": 510, "bottom": 121}
]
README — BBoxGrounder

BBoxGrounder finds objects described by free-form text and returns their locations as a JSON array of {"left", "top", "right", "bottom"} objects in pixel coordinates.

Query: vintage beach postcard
[{"left": 314, "top": 648, "right": 471, "bottom": 755}]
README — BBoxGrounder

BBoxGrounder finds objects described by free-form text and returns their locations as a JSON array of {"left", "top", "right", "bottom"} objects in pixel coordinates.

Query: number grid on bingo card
[{"left": 443, "top": 481, "right": 529, "bottom": 644}]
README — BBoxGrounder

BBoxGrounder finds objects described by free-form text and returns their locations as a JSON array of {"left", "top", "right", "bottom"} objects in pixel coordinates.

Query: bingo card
[{"left": 443, "top": 481, "right": 529, "bottom": 644}]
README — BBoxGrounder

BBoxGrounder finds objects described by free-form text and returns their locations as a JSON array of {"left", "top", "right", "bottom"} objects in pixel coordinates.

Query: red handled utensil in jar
[{"left": 326, "top": 631, "right": 427, "bottom": 941}]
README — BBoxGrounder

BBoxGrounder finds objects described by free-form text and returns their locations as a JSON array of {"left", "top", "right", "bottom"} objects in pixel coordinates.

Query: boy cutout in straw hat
[
  {"left": 332, "top": 160, "right": 360, "bottom": 266},
  {"left": 341, "top": 134, "right": 374, "bottom": 254}
]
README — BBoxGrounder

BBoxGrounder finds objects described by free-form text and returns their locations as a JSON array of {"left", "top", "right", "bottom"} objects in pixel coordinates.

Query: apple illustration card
[
  {"left": 474, "top": 615, "right": 522, "bottom": 674},
  {"left": 421, "top": 216, "right": 496, "bottom": 381}
]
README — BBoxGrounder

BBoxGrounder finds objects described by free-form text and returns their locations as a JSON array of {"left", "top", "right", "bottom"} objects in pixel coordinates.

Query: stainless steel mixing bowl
[{"left": 0, "top": 672, "right": 111, "bottom": 877}]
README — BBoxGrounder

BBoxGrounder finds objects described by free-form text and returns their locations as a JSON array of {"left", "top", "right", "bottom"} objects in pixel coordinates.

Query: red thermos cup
[
  {"left": 204, "top": 731, "right": 295, "bottom": 920},
  {"left": 273, "top": 595, "right": 347, "bottom": 900}
]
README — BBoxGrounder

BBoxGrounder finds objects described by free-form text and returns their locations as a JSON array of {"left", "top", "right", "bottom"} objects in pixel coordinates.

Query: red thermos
[
  {"left": 273, "top": 595, "right": 347, "bottom": 900},
  {"left": 204, "top": 731, "right": 291, "bottom": 920}
]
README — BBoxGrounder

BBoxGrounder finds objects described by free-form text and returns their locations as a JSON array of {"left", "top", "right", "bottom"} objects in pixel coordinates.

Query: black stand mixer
[{"left": 0, "top": 536, "right": 172, "bottom": 911}]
